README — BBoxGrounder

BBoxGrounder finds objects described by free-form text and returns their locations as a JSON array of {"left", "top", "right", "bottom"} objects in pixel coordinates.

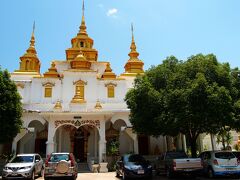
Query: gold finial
[
  {"left": 95, "top": 100, "right": 102, "bottom": 109},
  {"left": 131, "top": 23, "right": 134, "bottom": 43},
  {"left": 54, "top": 100, "right": 62, "bottom": 110},
  {"left": 30, "top": 21, "right": 35, "bottom": 47},
  {"left": 79, "top": 0, "right": 87, "bottom": 34},
  {"left": 129, "top": 23, "right": 138, "bottom": 59}
]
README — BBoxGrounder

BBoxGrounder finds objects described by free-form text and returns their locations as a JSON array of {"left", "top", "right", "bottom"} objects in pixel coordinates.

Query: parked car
[
  {"left": 232, "top": 151, "right": 240, "bottom": 161},
  {"left": 2, "top": 153, "right": 44, "bottom": 180},
  {"left": 199, "top": 151, "right": 240, "bottom": 178},
  {"left": 155, "top": 151, "right": 203, "bottom": 178},
  {"left": 116, "top": 154, "right": 152, "bottom": 180},
  {"left": 44, "top": 152, "right": 78, "bottom": 180}
]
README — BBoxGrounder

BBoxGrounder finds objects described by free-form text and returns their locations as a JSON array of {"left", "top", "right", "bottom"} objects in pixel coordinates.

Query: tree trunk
[{"left": 189, "top": 137, "right": 197, "bottom": 158}]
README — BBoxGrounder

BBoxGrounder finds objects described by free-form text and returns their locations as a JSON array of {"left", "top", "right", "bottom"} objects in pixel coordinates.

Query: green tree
[
  {"left": 125, "top": 54, "right": 239, "bottom": 157},
  {"left": 0, "top": 69, "right": 22, "bottom": 143}
]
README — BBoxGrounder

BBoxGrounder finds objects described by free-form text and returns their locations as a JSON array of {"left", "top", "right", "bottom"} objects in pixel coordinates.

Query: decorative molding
[
  {"left": 42, "top": 82, "right": 55, "bottom": 87},
  {"left": 104, "top": 82, "right": 117, "bottom": 87},
  {"left": 73, "top": 79, "right": 88, "bottom": 85},
  {"left": 54, "top": 119, "right": 100, "bottom": 129},
  {"left": 16, "top": 82, "right": 25, "bottom": 89}
]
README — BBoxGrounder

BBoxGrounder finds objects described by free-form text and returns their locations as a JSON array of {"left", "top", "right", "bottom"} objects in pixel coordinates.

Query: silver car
[{"left": 2, "top": 153, "right": 44, "bottom": 180}]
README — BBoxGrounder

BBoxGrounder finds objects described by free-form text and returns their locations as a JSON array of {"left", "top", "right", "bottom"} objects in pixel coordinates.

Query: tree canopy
[
  {"left": 125, "top": 54, "right": 240, "bottom": 157},
  {"left": 0, "top": 69, "right": 22, "bottom": 144}
]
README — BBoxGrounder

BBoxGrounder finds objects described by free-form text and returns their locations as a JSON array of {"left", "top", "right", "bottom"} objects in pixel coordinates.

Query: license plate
[
  {"left": 11, "top": 173, "right": 18, "bottom": 176},
  {"left": 226, "top": 168, "right": 234, "bottom": 171},
  {"left": 48, "top": 169, "right": 55, "bottom": 173},
  {"left": 137, "top": 170, "right": 144, "bottom": 174}
]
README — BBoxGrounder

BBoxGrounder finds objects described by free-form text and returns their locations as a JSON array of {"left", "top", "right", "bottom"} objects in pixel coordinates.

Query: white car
[
  {"left": 199, "top": 151, "right": 240, "bottom": 178},
  {"left": 2, "top": 153, "right": 44, "bottom": 180}
]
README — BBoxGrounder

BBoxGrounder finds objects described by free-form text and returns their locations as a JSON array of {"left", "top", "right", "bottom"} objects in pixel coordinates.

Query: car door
[{"left": 35, "top": 155, "right": 41, "bottom": 173}]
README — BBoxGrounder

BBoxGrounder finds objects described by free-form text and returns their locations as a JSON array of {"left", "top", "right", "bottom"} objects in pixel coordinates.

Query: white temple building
[{"left": 10, "top": 2, "right": 181, "bottom": 164}]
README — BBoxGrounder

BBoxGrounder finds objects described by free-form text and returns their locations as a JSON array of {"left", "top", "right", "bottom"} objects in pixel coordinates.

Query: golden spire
[
  {"left": 13, "top": 22, "right": 41, "bottom": 75},
  {"left": 121, "top": 24, "right": 144, "bottom": 76},
  {"left": 79, "top": 0, "right": 87, "bottom": 34},
  {"left": 30, "top": 21, "right": 35, "bottom": 47},
  {"left": 129, "top": 23, "right": 139, "bottom": 60}
]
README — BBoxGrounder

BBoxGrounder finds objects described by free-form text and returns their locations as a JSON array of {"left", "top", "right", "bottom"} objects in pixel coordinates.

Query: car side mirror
[{"left": 35, "top": 159, "right": 40, "bottom": 163}]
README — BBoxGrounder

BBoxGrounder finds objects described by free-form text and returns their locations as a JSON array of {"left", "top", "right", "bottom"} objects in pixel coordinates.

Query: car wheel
[
  {"left": 38, "top": 167, "right": 44, "bottom": 177},
  {"left": 208, "top": 167, "right": 215, "bottom": 178},
  {"left": 30, "top": 170, "right": 35, "bottom": 180},
  {"left": 122, "top": 171, "right": 128, "bottom": 180},
  {"left": 166, "top": 168, "right": 174, "bottom": 178}
]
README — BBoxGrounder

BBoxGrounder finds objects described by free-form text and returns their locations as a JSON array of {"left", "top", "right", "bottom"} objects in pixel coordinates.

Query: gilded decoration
[
  {"left": 95, "top": 100, "right": 102, "bottom": 109},
  {"left": 104, "top": 82, "right": 117, "bottom": 87},
  {"left": 122, "top": 24, "right": 144, "bottom": 76},
  {"left": 42, "top": 82, "right": 55, "bottom": 87},
  {"left": 71, "top": 80, "right": 87, "bottom": 103},
  {"left": 101, "top": 63, "right": 116, "bottom": 79},
  {"left": 14, "top": 22, "right": 41, "bottom": 75},
  {"left": 54, "top": 100, "right": 62, "bottom": 109},
  {"left": 54, "top": 119, "right": 100, "bottom": 129},
  {"left": 16, "top": 82, "right": 25, "bottom": 89},
  {"left": 44, "top": 62, "right": 59, "bottom": 78}
]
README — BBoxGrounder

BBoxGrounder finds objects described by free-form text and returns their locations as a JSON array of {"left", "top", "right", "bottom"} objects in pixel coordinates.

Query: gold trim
[
  {"left": 42, "top": 82, "right": 55, "bottom": 87},
  {"left": 104, "top": 82, "right": 117, "bottom": 87}
]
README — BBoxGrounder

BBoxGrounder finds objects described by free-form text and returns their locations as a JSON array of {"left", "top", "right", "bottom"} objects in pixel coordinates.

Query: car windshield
[
  {"left": 125, "top": 154, "right": 146, "bottom": 163},
  {"left": 166, "top": 152, "right": 188, "bottom": 159},
  {"left": 215, "top": 152, "right": 235, "bottom": 159},
  {"left": 11, "top": 156, "right": 34, "bottom": 163},
  {"left": 232, "top": 152, "right": 240, "bottom": 158},
  {"left": 49, "top": 154, "right": 69, "bottom": 162}
]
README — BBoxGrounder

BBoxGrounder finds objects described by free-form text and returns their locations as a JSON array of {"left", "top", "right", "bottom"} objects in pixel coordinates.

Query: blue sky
[{"left": 1, "top": 0, "right": 240, "bottom": 75}]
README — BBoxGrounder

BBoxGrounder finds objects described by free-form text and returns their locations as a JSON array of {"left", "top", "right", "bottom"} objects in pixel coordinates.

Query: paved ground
[{"left": 1, "top": 172, "right": 240, "bottom": 180}]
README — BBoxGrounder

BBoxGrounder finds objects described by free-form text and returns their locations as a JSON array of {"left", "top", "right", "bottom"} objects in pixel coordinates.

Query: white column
[
  {"left": 58, "top": 128, "right": 62, "bottom": 152},
  {"left": 182, "top": 135, "right": 187, "bottom": 152},
  {"left": 46, "top": 120, "right": 55, "bottom": 156},
  {"left": 211, "top": 134, "right": 217, "bottom": 151},
  {"left": 133, "top": 136, "right": 139, "bottom": 154},
  {"left": 94, "top": 128, "right": 98, "bottom": 157},
  {"left": 177, "top": 134, "right": 183, "bottom": 151},
  {"left": 163, "top": 136, "right": 167, "bottom": 152},
  {"left": 98, "top": 120, "right": 106, "bottom": 163}
]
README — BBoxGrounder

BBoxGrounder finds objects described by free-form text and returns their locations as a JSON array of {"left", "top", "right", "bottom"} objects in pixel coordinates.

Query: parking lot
[{"left": 1, "top": 172, "right": 238, "bottom": 180}]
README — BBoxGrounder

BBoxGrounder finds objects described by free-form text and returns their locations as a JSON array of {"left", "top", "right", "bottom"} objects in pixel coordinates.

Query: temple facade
[{"left": 10, "top": 2, "right": 187, "bottom": 164}]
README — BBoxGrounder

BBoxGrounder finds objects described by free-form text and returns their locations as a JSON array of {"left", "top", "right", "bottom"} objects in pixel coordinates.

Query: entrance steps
[{"left": 78, "top": 163, "right": 91, "bottom": 173}]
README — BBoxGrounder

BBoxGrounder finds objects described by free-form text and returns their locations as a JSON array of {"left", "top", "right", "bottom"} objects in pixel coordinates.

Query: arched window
[
  {"left": 80, "top": 42, "right": 84, "bottom": 47},
  {"left": 25, "top": 60, "right": 29, "bottom": 70}
]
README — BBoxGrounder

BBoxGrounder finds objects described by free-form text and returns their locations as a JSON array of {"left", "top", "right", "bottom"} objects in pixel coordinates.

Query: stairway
[{"left": 78, "top": 163, "right": 91, "bottom": 173}]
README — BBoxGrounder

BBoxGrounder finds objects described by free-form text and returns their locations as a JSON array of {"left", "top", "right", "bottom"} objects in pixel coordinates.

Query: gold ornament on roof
[
  {"left": 122, "top": 23, "right": 144, "bottom": 76},
  {"left": 102, "top": 63, "right": 116, "bottom": 79},
  {"left": 66, "top": 0, "right": 98, "bottom": 62},
  {"left": 13, "top": 22, "right": 41, "bottom": 76},
  {"left": 44, "top": 62, "right": 59, "bottom": 78},
  {"left": 54, "top": 100, "right": 62, "bottom": 110},
  {"left": 95, "top": 100, "right": 102, "bottom": 109},
  {"left": 70, "top": 51, "right": 91, "bottom": 70}
]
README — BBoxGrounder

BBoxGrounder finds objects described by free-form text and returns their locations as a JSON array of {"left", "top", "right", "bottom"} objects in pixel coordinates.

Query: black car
[{"left": 116, "top": 154, "right": 152, "bottom": 179}]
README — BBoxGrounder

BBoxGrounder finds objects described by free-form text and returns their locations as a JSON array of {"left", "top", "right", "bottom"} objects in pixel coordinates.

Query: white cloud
[{"left": 107, "top": 8, "right": 118, "bottom": 17}]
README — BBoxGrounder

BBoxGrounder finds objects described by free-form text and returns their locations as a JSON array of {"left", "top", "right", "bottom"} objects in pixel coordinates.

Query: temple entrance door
[
  {"left": 74, "top": 136, "right": 85, "bottom": 162},
  {"left": 73, "top": 127, "right": 89, "bottom": 162},
  {"left": 138, "top": 135, "right": 149, "bottom": 155}
]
